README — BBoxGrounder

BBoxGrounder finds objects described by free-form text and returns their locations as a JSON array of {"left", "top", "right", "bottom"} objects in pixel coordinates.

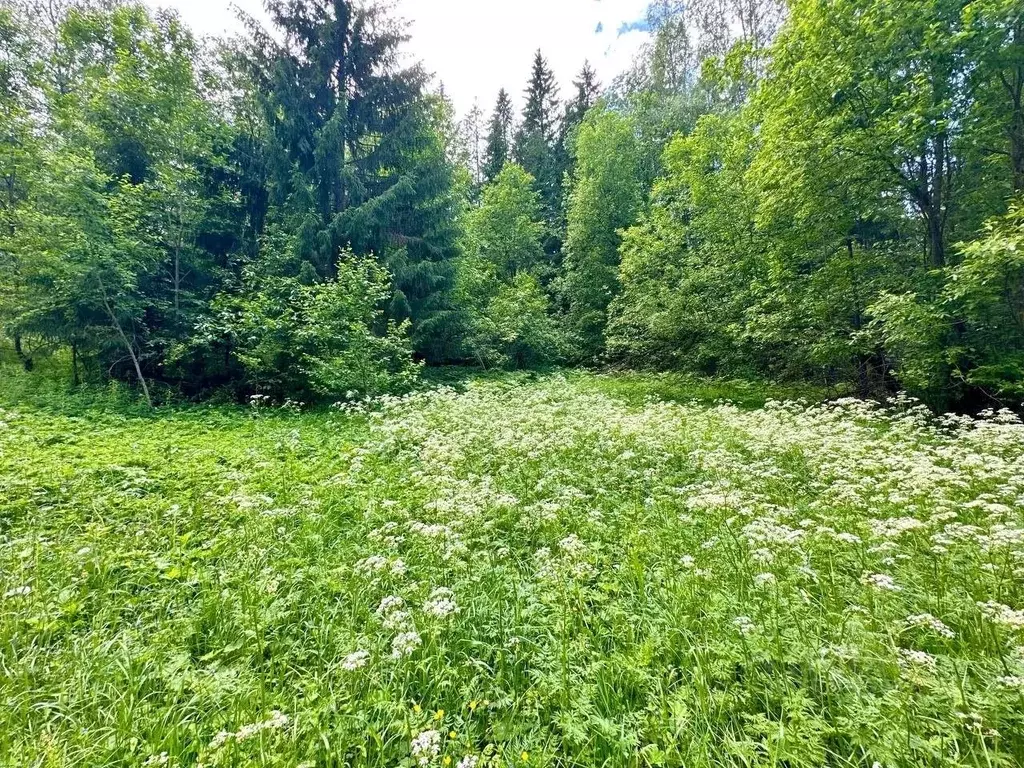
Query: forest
[
  {"left": 0, "top": 0, "right": 1022, "bottom": 410},
  {"left": 3, "top": 3, "right": 1024, "bottom": 766}
]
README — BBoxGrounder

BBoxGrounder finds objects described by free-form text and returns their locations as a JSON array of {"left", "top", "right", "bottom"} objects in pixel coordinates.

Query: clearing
[{"left": 1, "top": 373, "right": 1023, "bottom": 767}]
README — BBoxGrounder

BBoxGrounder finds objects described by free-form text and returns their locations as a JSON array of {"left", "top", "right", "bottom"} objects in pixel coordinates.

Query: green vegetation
[
  {"left": 2, "top": 0, "right": 1020, "bottom": 408},
  {"left": 1, "top": 0, "right": 1024, "bottom": 764},
  {"left": 2, "top": 369, "right": 1023, "bottom": 766}
]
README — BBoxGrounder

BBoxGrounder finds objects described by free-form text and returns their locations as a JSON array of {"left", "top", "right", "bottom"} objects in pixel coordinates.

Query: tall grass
[{"left": 0, "top": 372, "right": 1022, "bottom": 766}]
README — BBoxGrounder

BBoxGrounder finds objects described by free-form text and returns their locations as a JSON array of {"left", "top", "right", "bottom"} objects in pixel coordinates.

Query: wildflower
[
  {"left": 3, "top": 585, "right": 31, "bottom": 598},
  {"left": 424, "top": 587, "right": 459, "bottom": 619},
  {"left": 392, "top": 631, "right": 422, "bottom": 658},
  {"left": 457, "top": 757, "right": 479, "bottom": 768},
  {"left": 898, "top": 648, "right": 936, "bottom": 669},
  {"left": 733, "top": 616, "right": 755, "bottom": 636},
  {"left": 754, "top": 572, "right": 776, "bottom": 587},
  {"left": 377, "top": 595, "right": 405, "bottom": 615},
  {"left": 679, "top": 554, "right": 695, "bottom": 568},
  {"left": 411, "top": 729, "right": 441, "bottom": 766},
  {"left": 383, "top": 609, "right": 414, "bottom": 630},
  {"left": 342, "top": 650, "right": 370, "bottom": 671},
  {"left": 977, "top": 601, "right": 1024, "bottom": 631},
  {"left": 997, "top": 675, "right": 1024, "bottom": 691},
  {"left": 209, "top": 711, "right": 290, "bottom": 749},
  {"left": 143, "top": 754, "right": 169, "bottom": 767},
  {"left": 860, "top": 573, "right": 901, "bottom": 592},
  {"left": 905, "top": 613, "right": 955, "bottom": 639}
]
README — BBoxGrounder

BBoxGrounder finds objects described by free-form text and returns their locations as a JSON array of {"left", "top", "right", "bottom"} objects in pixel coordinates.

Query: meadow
[{"left": 1, "top": 371, "right": 1023, "bottom": 767}]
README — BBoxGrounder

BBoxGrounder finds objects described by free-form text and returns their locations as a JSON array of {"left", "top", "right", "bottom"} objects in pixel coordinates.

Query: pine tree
[
  {"left": 564, "top": 61, "right": 601, "bottom": 134},
  {"left": 513, "top": 51, "right": 562, "bottom": 249},
  {"left": 458, "top": 99, "right": 485, "bottom": 187},
  {"left": 483, "top": 88, "right": 514, "bottom": 183},
  {"left": 557, "top": 61, "right": 601, "bottom": 191},
  {"left": 245, "top": 0, "right": 459, "bottom": 359}
]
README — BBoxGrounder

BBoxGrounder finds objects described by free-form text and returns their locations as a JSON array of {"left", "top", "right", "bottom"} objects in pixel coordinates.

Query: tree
[
  {"left": 458, "top": 99, "right": 485, "bottom": 188},
  {"left": 513, "top": 50, "right": 562, "bottom": 234},
  {"left": 563, "top": 61, "right": 600, "bottom": 136},
  {"left": 455, "top": 164, "right": 559, "bottom": 367},
  {"left": 483, "top": 88, "right": 514, "bottom": 183},
  {"left": 4, "top": 145, "right": 161, "bottom": 404},
  {"left": 463, "top": 164, "right": 544, "bottom": 280},
  {"left": 561, "top": 105, "right": 643, "bottom": 360},
  {"left": 244, "top": 0, "right": 459, "bottom": 358},
  {"left": 225, "top": 251, "right": 420, "bottom": 398}
]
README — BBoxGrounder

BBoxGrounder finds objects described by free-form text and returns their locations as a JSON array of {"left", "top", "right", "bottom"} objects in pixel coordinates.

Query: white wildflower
[
  {"left": 898, "top": 648, "right": 936, "bottom": 669},
  {"left": 733, "top": 616, "right": 755, "bottom": 636},
  {"left": 391, "top": 631, "right": 422, "bottom": 658},
  {"left": 860, "top": 573, "right": 901, "bottom": 592},
  {"left": 905, "top": 613, "right": 955, "bottom": 639},
  {"left": 410, "top": 729, "right": 441, "bottom": 766},
  {"left": 977, "top": 601, "right": 1024, "bottom": 631},
  {"left": 3, "top": 586, "right": 31, "bottom": 598},
  {"left": 997, "top": 675, "right": 1024, "bottom": 691},
  {"left": 342, "top": 650, "right": 370, "bottom": 671},
  {"left": 423, "top": 587, "right": 459, "bottom": 619}
]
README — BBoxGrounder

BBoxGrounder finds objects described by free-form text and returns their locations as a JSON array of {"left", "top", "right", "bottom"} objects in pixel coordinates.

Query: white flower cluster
[
  {"left": 996, "top": 675, "right": 1024, "bottom": 691},
  {"left": 209, "top": 710, "right": 290, "bottom": 750},
  {"left": 342, "top": 649, "right": 370, "bottom": 671},
  {"left": 860, "top": 573, "right": 901, "bottom": 592},
  {"left": 354, "top": 555, "right": 407, "bottom": 577},
  {"left": 870, "top": 517, "right": 926, "bottom": 539},
  {"left": 897, "top": 648, "right": 937, "bottom": 669},
  {"left": 391, "top": 630, "right": 422, "bottom": 658},
  {"left": 410, "top": 729, "right": 441, "bottom": 766},
  {"left": 905, "top": 613, "right": 955, "bottom": 639},
  {"left": 977, "top": 601, "right": 1024, "bottom": 631},
  {"left": 733, "top": 616, "right": 755, "bottom": 636},
  {"left": 423, "top": 587, "right": 459, "bottom": 619},
  {"left": 377, "top": 595, "right": 413, "bottom": 630}
]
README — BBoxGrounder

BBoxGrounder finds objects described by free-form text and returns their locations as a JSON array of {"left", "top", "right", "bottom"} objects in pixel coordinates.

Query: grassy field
[{"left": 1, "top": 370, "right": 1023, "bottom": 767}]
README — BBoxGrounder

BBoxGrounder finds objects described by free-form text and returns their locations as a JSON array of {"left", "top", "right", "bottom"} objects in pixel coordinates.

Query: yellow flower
[
  {"left": 434, "top": 709, "right": 445, "bottom": 721},
  {"left": 412, "top": 704, "right": 422, "bottom": 714},
  {"left": 468, "top": 700, "right": 478, "bottom": 711},
  {"left": 443, "top": 757, "right": 452, "bottom": 767},
  {"left": 521, "top": 751, "right": 530, "bottom": 762},
  {"left": 449, "top": 731, "right": 458, "bottom": 739}
]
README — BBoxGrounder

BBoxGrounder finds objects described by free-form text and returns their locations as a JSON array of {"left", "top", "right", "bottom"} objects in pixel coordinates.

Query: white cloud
[{"left": 158, "top": 0, "right": 653, "bottom": 116}]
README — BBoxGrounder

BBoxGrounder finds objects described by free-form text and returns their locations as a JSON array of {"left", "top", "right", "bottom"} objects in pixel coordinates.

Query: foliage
[
  {"left": 560, "top": 104, "right": 643, "bottom": 360},
  {"left": 218, "top": 251, "right": 419, "bottom": 399},
  {"left": 2, "top": 373, "right": 1024, "bottom": 766},
  {"left": 455, "top": 165, "right": 561, "bottom": 368}
]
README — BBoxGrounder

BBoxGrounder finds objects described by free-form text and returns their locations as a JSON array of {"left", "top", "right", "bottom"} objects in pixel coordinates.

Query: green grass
[{"left": 1, "top": 368, "right": 1023, "bottom": 767}]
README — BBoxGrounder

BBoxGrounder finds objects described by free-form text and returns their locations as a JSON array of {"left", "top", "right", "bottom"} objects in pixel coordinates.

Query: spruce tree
[
  {"left": 245, "top": 0, "right": 459, "bottom": 359},
  {"left": 513, "top": 51, "right": 562, "bottom": 253},
  {"left": 563, "top": 61, "right": 601, "bottom": 136},
  {"left": 483, "top": 88, "right": 514, "bottom": 183}
]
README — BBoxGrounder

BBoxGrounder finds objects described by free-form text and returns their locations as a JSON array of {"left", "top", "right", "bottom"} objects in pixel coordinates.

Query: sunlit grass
[{"left": 1, "top": 371, "right": 1022, "bottom": 767}]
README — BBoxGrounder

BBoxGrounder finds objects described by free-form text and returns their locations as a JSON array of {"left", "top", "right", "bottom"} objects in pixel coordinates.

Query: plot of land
[{"left": 1, "top": 375, "right": 1023, "bottom": 767}]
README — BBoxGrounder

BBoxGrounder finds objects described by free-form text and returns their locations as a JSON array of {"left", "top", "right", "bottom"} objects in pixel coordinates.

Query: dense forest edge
[{"left": 1, "top": 0, "right": 1022, "bottom": 412}]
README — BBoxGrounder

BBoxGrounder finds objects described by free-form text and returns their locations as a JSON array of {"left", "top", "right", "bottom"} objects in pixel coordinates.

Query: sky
[{"left": 160, "top": 0, "right": 655, "bottom": 115}]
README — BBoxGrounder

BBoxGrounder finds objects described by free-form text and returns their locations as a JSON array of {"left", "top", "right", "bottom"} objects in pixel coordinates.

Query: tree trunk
[
  {"left": 71, "top": 341, "right": 79, "bottom": 387},
  {"left": 928, "top": 133, "right": 946, "bottom": 268},
  {"left": 98, "top": 278, "right": 153, "bottom": 408}
]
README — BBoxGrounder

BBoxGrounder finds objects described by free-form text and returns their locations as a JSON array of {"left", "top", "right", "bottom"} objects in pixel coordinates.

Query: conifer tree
[
  {"left": 245, "top": 0, "right": 459, "bottom": 359},
  {"left": 483, "top": 88, "right": 514, "bottom": 183},
  {"left": 513, "top": 50, "right": 562, "bottom": 251}
]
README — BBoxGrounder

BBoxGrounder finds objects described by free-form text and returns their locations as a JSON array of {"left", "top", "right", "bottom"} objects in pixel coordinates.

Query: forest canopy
[{"left": 1, "top": 0, "right": 1022, "bottom": 410}]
